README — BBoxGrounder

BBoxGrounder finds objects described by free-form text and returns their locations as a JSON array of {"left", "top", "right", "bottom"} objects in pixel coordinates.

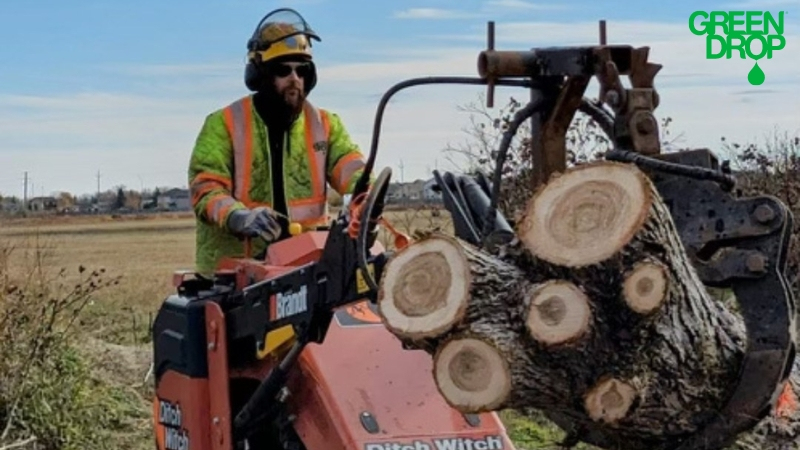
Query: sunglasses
[{"left": 273, "top": 63, "right": 312, "bottom": 78}]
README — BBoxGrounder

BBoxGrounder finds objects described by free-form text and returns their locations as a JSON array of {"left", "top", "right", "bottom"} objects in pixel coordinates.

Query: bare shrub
[
  {"left": 0, "top": 235, "right": 145, "bottom": 450},
  {"left": 725, "top": 128, "right": 800, "bottom": 298},
  {"left": 441, "top": 95, "right": 680, "bottom": 224}
]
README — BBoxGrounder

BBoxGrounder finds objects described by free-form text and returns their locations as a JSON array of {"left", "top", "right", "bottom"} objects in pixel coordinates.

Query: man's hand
[{"left": 226, "top": 207, "right": 283, "bottom": 243}]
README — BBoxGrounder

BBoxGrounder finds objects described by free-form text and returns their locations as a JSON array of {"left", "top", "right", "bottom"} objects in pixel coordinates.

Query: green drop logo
[{"left": 748, "top": 62, "right": 765, "bottom": 86}]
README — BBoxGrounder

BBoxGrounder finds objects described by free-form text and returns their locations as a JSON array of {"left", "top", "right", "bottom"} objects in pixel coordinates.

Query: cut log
[
  {"left": 375, "top": 161, "right": 800, "bottom": 450},
  {"left": 433, "top": 336, "right": 512, "bottom": 412},
  {"left": 377, "top": 235, "right": 471, "bottom": 339},
  {"left": 517, "top": 161, "right": 652, "bottom": 268},
  {"left": 525, "top": 280, "right": 592, "bottom": 346},
  {"left": 621, "top": 260, "right": 669, "bottom": 315},
  {"left": 584, "top": 377, "right": 639, "bottom": 425}
]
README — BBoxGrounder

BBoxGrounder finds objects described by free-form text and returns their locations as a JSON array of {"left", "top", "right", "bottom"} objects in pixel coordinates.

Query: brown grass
[{"left": 0, "top": 216, "right": 196, "bottom": 346}]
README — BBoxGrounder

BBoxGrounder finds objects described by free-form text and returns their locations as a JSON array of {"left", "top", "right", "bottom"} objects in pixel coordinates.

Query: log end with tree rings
[
  {"left": 525, "top": 281, "right": 592, "bottom": 346},
  {"left": 584, "top": 377, "right": 638, "bottom": 425},
  {"left": 378, "top": 234, "right": 470, "bottom": 339},
  {"left": 433, "top": 337, "right": 512, "bottom": 412},
  {"left": 623, "top": 260, "right": 669, "bottom": 315},
  {"left": 518, "top": 162, "right": 653, "bottom": 267}
]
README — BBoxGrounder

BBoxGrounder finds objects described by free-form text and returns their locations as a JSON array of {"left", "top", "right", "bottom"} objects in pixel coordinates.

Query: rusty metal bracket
[
  {"left": 594, "top": 45, "right": 662, "bottom": 156},
  {"left": 530, "top": 76, "right": 591, "bottom": 188},
  {"left": 477, "top": 20, "right": 664, "bottom": 187}
]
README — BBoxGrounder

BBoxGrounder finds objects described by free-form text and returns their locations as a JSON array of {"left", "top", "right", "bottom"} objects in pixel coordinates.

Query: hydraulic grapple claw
[{"left": 645, "top": 149, "right": 798, "bottom": 450}]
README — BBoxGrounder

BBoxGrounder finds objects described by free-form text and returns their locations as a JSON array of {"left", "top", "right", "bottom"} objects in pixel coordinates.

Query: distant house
[
  {"left": 386, "top": 178, "right": 442, "bottom": 205},
  {"left": 28, "top": 196, "right": 58, "bottom": 212},
  {"left": 386, "top": 179, "right": 423, "bottom": 202},
  {"left": 1, "top": 198, "right": 21, "bottom": 213},
  {"left": 157, "top": 188, "right": 191, "bottom": 211},
  {"left": 95, "top": 201, "right": 115, "bottom": 213}
]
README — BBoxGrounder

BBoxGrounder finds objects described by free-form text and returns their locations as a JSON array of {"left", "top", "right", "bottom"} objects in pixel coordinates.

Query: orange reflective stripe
[
  {"left": 247, "top": 201, "right": 274, "bottom": 209},
  {"left": 321, "top": 109, "right": 330, "bottom": 137},
  {"left": 224, "top": 96, "right": 254, "bottom": 205},
  {"left": 190, "top": 173, "right": 233, "bottom": 206},
  {"left": 191, "top": 173, "right": 232, "bottom": 190},
  {"left": 289, "top": 200, "right": 326, "bottom": 224},
  {"left": 332, "top": 152, "right": 365, "bottom": 193},
  {"left": 243, "top": 98, "right": 253, "bottom": 205},
  {"left": 223, "top": 106, "right": 235, "bottom": 140},
  {"left": 205, "top": 195, "right": 237, "bottom": 225},
  {"left": 303, "top": 113, "right": 322, "bottom": 198},
  {"left": 303, "top": 102, "right": 327, "bottom": 199},
  {"left": 191, "top": 180, "right": 223, "bottom": 205},
  {"left": 289, "top": 196, "right": 326, "bottom": 206}
]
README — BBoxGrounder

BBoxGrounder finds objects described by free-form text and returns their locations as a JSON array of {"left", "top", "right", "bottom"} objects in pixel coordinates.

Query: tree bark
[{"left": 375, "top": 161, "right": 800, "bottom": 450}]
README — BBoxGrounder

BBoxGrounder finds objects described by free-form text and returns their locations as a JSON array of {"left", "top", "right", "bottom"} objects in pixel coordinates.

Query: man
[{"left": 188, "top": 8, "right": 368, "bottom": 277}]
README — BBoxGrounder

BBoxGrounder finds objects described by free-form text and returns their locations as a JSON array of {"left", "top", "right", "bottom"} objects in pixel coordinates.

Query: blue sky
[{"left": 0, "top": 0, "right": 798, "bottom": 198}]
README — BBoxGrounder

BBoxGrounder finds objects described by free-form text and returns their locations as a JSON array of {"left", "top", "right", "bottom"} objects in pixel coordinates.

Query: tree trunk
[{"left": 376, "top": 161, "right": 800, "bottom": 450}]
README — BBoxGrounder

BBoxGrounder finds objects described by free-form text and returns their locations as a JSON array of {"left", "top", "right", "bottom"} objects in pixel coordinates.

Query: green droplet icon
[{"left": 748, "top": 61, "right": 765, "bottom": 86}]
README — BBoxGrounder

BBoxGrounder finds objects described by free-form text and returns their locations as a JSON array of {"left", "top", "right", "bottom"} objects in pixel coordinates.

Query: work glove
[{"left": 226, "top": 207, "right": 283, "bottom": 243}]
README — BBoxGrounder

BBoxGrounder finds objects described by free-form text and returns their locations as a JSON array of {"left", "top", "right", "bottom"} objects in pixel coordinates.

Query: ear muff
[
  {"left": 244, "top": 25, "right": 268, "bottom": 92},
  {"left": 302, "top": 61, "right": 317, "bottom": 94},
  {"left": 244, "top": 60, "right": 262, "bottom": 92}
]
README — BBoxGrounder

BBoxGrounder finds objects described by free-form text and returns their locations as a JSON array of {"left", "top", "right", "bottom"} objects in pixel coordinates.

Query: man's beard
[
  {"left": 255, "top": 79, "right": 306, "bottom": 128},
  {"left": 280, "top": 83, "right": 305, "bottom": 114}
]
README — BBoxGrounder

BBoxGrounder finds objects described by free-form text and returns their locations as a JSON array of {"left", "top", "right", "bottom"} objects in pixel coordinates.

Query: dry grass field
[
  {"left": 1, "top": 214, "right": 196, "bottom": 346},
  {"left": 0, "top": 207, "right": 451, "bottom": 344},
  {"left": 0, "top": 208, "right": 576, "bottom": 450}
]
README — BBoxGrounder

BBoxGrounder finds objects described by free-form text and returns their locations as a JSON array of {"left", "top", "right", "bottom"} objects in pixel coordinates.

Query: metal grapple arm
[{"left": 470, "top": 22, "right": 797, "bottom": 450}]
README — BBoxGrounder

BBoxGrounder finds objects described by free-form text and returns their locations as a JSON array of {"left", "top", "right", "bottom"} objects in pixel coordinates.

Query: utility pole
[
  {"left": 599, "top": 19, "right": 607, "bottom": 45},
  {"left": 23, "top": 171, "right": 28, "bottom": 211},
  {"left": 96, "top": 170, "right": 101, "bottom": 203},
  {"left": 399, "top": 159, "right": 405, "bottom": 183}
]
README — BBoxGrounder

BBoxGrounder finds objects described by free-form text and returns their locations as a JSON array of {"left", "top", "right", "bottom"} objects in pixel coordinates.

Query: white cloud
[
  {"left": 483, "top": 0, "right": 570, "bottom": 10},
  {"left": 100, "top": 62, "right": 234, "bottom": 77},
  {"left": 722, "top": 0, "right": 800, "bottom": 7},
  {"left": 1, "top": 19, "right": 798, "bottom": 199},
  {"left": 393, "top": 8, "right": 479, "bottom": 19},
  {"left": 0, "top": 91, "right": 215, "bottom": 196}
]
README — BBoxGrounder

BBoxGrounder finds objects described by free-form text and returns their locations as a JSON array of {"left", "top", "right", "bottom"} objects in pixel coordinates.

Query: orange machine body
[{"left": 152, "top": 231, "right": 515, "bottom": 450}]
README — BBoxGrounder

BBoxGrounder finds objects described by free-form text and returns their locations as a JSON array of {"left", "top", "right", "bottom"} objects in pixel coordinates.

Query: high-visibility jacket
[{"left": 188, "top": 95, "right": 366, "bottom": 276}]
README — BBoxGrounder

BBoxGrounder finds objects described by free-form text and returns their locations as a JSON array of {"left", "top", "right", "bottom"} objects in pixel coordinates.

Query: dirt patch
[{"left": 79, "top": 337, "right": 153, "bottom": 392}]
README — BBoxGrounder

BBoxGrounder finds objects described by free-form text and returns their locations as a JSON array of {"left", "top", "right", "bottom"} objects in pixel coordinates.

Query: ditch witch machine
[{"left": 151, "top": 21, "right": 797, "bottom": 450}]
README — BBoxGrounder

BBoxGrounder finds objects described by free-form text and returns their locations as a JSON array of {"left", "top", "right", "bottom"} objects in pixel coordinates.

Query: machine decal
[
  {"left": 356, "top": 263, "right": 375, "bottom": 294},
  {"left": 156, "top": 399, "right": 189, "bottom": 450},
  {"left": 335, "top": 301, "right": 382, "bottom": 327},
  {"left": 365, "top": 435, "right": 505, "bottom": 450},
  {"left": 271, "top": 285, "right": 308, "bottom": 320}
]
